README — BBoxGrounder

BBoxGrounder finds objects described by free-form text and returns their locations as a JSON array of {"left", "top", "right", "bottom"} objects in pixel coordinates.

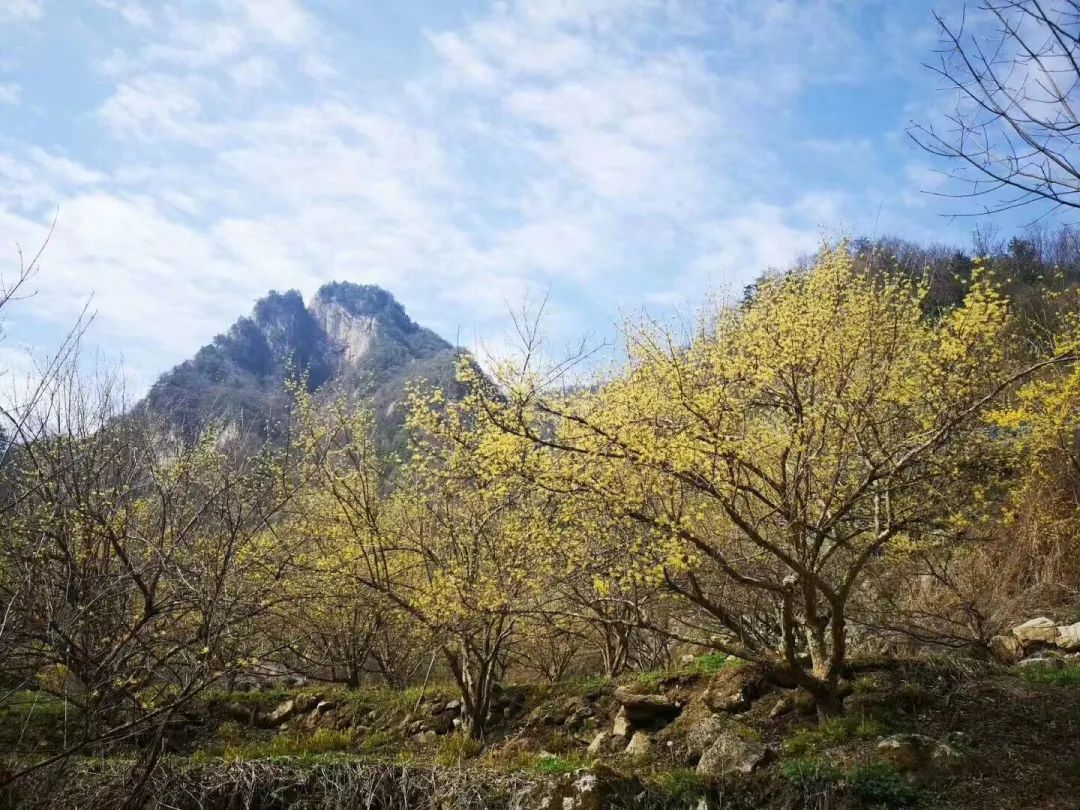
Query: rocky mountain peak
[
  {"left": 311, "top": 283, "right": 418, "bottom": 334},
  {"left": 142, "top": 282, "right": 460, "bottom": 447}
]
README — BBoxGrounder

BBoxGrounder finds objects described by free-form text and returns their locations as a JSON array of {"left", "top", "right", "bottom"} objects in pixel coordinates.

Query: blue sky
[{"left": 0, "top": 0, "right": 1044, "bottom": 392}]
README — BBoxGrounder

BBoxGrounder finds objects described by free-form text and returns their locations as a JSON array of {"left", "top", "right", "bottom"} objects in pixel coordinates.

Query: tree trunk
[{"left": 810, "top": 682, "right": 844, "bottom": 718}]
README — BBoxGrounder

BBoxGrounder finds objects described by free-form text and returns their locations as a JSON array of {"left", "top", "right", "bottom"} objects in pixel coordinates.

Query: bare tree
[{"left": 911, "top": 1, "right": 1080, "bottom": 215}]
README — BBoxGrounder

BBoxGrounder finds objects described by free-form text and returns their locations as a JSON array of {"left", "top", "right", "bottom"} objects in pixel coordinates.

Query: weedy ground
[{"left": 3, "top": 656, "right": 1080, "bottom": 809}]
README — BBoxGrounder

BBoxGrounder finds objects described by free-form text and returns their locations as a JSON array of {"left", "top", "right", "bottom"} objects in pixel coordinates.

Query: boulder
[
  {"left": 613, "top": 687, "right": 679, "bottom": 723},
  {"left": 564, "top": 705, "right": 595, "bottom": 729},
  {"left": 696, "top": 730, "right": 774, "bottom": 777},
  {"left": 876, "top": 734, "right": 937, "bottom": 772},
  {"left": 567, "top": 771, "right": 603, "bottom": 810},
  {"left": 586, "top": 730, "right": 627, "bottom": 757},
  {"left": 684, "top": 714, "right": 727, "bottom": 760},
  {"left": 612, "top": 706, "right": 632, "bottom": 738},
  {"left": 990, "top": 634, "right": 1024, "bottom": 663},
  {"left": 532, "top": 770, "right": 607, "bottom": 810},
  {"left": 624, "top": 731, "right": 652, "bottom": 760},
  {"left": 545, "top": 706, "right": 570, "bottom": 725},
  {"left": 256, "top": 699, "right": 296, "bottom": 728},
  {"left": 587, "top": 731, "right": 612, "bottom": 757},
  {"left": 429, "top": 711, "right": 455, "bottom": 735},
  {"left": 1055, "top": 621, "right": 1080, "bottom": 651},
  {"left": 702, "top": 667, "right": 770, "bottom": 714},
  {"left": 1012, "top": 617, "right": 1060, "bottom": 645}
]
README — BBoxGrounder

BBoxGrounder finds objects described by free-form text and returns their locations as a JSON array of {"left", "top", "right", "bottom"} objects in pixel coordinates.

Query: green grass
[
  {"left": 529, "top": 753, "right": 584, "bottom": 776},
  {"left": 629, "top": 653, "right": 732, "bottom": 691},
  {"left": 654, "top": 768, "right": 707, "bottom": 803},
  {"left": 394, "top": 683, "right": 457, "bottom": 710},
  {"left": 1014, "top": 662, "right": 1080, "bottom": 685},
  {"left": 679, "top": 652, "right": 729, "bottom": 677},
  {"left": 433, "top": 733, "right": 484, "bottom": 766},
  {"left": 204, "top": 682, "right": 464, "bottom": 730},
  {"left": 213, "top": 727, "right": 357, "bottom": 761},
  {"left": 568, "top": 674, "right": 612, "bottom": 696},
  {"left": 781, "top": 756, "right": 842, "bottom": 795},
  {"left": 357, "top": 729, "right": 396, "bottom": 753},
  {"left": 847, "top": 762, "right": 919, "bottom": 807},
  {"left": 783, "top": 714, "right": 885, "bottom": 756},
  {"left": 0, "top": 690, "right": 73, "bottom": 748}
]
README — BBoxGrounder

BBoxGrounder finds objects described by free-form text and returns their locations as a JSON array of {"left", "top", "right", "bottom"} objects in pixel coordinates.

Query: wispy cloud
[
  {"left": 0, "top": 82, "right": 19, "bottom": 105},
  {"left": 0, "top": 0, "right": 965, "bottom": 393},
  {"left": 0, "top": 0, "right": 42, "bottom": 22}
]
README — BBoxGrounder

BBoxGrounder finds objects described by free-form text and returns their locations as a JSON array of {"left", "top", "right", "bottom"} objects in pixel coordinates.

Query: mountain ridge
[{"left": 142, "top": 282, "right": 463, "bottom": 446}]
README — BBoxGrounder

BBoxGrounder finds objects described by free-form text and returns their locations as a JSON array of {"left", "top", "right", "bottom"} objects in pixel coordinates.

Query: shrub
[
  {"left": 214, "top": 720, "right": 247, "bottom": 745},
  {"left": 854, "top": 675, "right": 877, "bottom": 693},
  {"left": 848, "top": 762, "right": 919, "bottom": 807}
]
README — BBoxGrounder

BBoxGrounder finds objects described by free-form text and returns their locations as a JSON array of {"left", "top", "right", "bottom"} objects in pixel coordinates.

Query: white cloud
[
  {"left": 0, "top": 0, "right": 42, "bottom": 22},
  {"left": 0, "top": 148, "right": 105, "bottom": 211},
  {"left": 230, "top": 55, "right": 277, "bottom": 89},
  {"left": 95, "top": 0, "right": 151, "bottom": 28},
  {"left": 426, "top": 32, "right": 499, "bottom": 86},
  {"left": 98, "top": 74, "right": 205, "bottom": 140},
  {"left": 237, "top": 0, "right": 314, "bottom": 46},
  {"left": 0, "top": 0, "right": 951, "bottom": 394},
  {"left": 0, "top": 81, "right": 19, "bottom": 105}
]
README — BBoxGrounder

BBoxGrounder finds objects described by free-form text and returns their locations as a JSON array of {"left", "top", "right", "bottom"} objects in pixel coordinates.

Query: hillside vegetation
[{"left": 3, "top": 231, "right": 1080, "bottom": 808}]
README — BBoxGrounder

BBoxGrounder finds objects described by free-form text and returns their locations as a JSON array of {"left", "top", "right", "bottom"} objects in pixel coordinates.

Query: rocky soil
[{"left": 5, "top": 620, "right": 1080, "bottom": 809}]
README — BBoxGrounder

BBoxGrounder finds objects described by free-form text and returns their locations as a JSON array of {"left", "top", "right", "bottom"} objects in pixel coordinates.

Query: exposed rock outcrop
[
  {"left": 1012, "top": 617, "right": 1060, "bottom": 645},
  {"left": 700, "top": 664, "right": 784, "bottom": 715},
  {"left": 142, "top": 282, "right": 464, "bottom": 449},
  {"left": 696, "top": 729, "right": 774, "bottom": 776},
  {"left": 611, "top": 686, "right": 680, "bottom": 732}
]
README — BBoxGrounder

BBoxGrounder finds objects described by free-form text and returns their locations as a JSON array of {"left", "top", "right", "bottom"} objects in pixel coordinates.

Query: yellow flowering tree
[
  {"left": 292, "top": 386, "right": 556, "bottom": 737},
  {"left": 989, "top": 308, "right": 1080, "bottom": 596},
  {"left": 472, "top": 245, "right": 1072, "bottom": 715}
]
